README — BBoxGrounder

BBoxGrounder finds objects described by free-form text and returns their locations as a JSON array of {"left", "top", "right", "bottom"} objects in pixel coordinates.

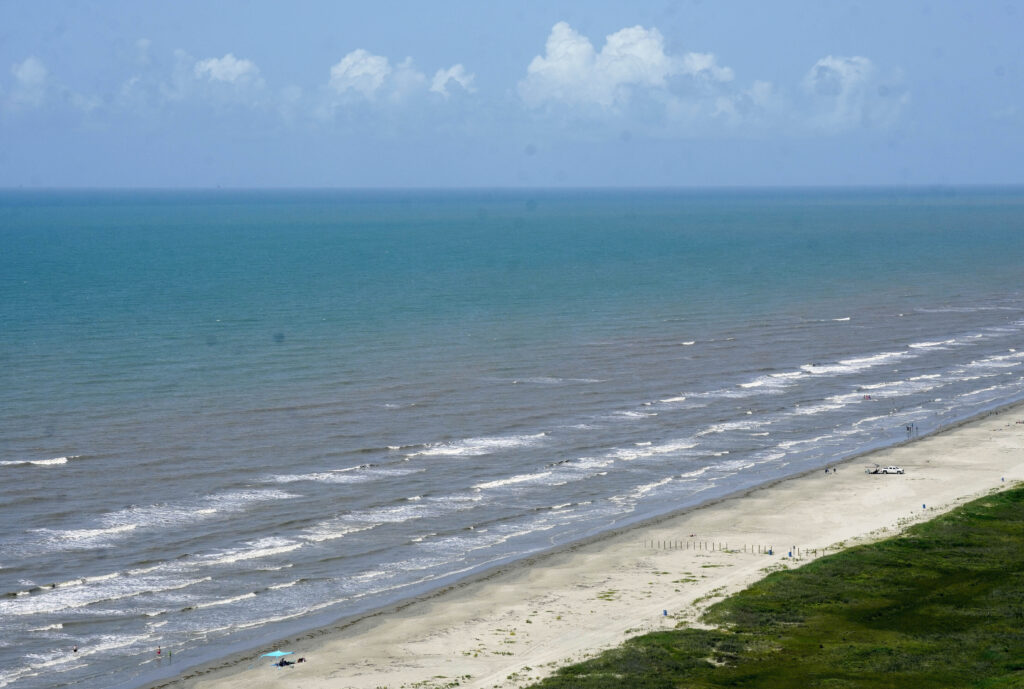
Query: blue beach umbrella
[{"left": 261, "top": 650, "right": 294, "bottom": 658}]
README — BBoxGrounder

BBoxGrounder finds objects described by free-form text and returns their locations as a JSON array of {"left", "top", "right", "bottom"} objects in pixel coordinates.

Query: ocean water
[{"left": 2, "top": 188, "right": 1024, "bottom": 689}]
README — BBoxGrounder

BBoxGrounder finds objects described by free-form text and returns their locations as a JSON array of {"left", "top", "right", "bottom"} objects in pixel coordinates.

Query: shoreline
[{"left": 148, "top": 399, "right": 1024, "bottom": 689}]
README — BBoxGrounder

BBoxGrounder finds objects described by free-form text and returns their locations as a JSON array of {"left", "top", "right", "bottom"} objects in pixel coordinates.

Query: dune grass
[{"left": 529, "top": 485, "right": 1024, "bottom": 688}]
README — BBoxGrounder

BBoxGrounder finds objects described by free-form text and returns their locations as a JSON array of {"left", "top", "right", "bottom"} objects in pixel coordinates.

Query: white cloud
[
  {"left": 4, "top": 55, "right": 106, "bottom": 115},
  {"left": 194, "top": 53, "right": 263, "bottom": 86},
  {"left": 705, "top": 80, "right": 783, "bottom": 127},
  {"left": 517, "top": 23, "right": 908, "bottom": 138},
  {"left": 805, "top": 55, "right": 872, "bottom": 98},
  {"left": 13, "top": 56, "right": 47, "bottom": 86},
  {"left": 138, "top": 50, "right": 267, "bottom": 107},
  {"left": 430, "top": 64, "right": 475, "bottom": 97},
  {"left": 518, "top": 22, "right": 734, "bottom": 109},
  {"left": 104, "top": 48, "right": 269, "bottom": 114},
  {"left": 329, "top": 49, "right": 393, "bottom": 97},
  {"left": 9, "top": 56, "right": 48, "bottom": 107},
  {"left": 523, "top": 22, "right": 595, "bottom": 101},
  {"left": 803, "top": 55, "right": 907, "bottom": 130},
  {"left": 389, "top": 57, "right": 428, "bottom": 101},
  {"left": 598, "top": 24, "right": 674, "bottom": 89},
  {"left": 679, "top": 52, "right": 734, "bottom": 82},
  {"left": 326, "top": 50, "right": 437, "bottom": 105},
  {"left": 156, "top": 49, "right": 199, "bottom": 102}
]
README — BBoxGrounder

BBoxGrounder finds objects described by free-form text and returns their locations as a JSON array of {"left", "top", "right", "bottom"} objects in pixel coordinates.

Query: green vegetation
[{"left": 529, "top": 485, "right": 1024, "bottom": 688}]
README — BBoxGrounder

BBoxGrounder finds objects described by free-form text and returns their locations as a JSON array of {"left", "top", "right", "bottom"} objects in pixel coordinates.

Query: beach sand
[{"left": 173, "top": 407, "right": 1024, "bottom": 689}]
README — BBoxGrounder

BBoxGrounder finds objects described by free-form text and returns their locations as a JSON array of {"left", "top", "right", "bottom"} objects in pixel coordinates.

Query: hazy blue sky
[{"left": 1, "top": 1, "right": 1021, "bottom": 187}]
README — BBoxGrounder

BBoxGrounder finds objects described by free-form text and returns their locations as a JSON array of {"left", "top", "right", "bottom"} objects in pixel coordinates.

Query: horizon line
[{"left": 2, "top": 183, "right": 1023, "bottom": 193}]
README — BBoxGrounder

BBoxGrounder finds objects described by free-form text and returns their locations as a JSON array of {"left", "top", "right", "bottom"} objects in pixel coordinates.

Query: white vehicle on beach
[{"left": 866, "top": 464, "right": 904, "bottom": 474}]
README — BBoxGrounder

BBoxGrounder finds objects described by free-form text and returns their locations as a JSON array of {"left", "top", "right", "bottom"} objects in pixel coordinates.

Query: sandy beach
[{"left": 168, "top": 406, "right": 1024, "bottom": 689}]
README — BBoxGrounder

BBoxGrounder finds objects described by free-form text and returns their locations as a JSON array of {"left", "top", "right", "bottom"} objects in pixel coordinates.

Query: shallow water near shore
[{"left": 2, "top": 188, "right": 1024, "bottom": 689}]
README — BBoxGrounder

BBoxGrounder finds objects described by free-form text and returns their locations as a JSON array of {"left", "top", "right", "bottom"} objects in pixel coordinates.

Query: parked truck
[{"left": 865, "top": 464, "right": 905, "bottom": 474}]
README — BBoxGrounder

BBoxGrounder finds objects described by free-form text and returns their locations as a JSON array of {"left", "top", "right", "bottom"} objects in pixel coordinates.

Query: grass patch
[{"left": 528, "top": 485, "right": 1024, "bottom": 688}]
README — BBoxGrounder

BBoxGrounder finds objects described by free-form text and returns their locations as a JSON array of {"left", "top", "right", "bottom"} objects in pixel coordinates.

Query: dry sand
[{"left": 175, "top": 406, "right": 1024, "bottom": 689}]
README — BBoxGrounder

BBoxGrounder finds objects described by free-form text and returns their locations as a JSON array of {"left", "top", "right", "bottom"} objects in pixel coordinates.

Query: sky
[{"left": 1, "top": 0, "right": 1022, "bottom": 188}]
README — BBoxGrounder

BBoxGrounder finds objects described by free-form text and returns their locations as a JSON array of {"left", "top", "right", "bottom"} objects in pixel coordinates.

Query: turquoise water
[{"left": 2, "top": 189, "right": 1024, "bottom": 689}]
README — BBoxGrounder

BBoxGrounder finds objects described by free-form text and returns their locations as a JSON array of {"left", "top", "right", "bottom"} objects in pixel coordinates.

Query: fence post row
[{"left": 644, "top": 541, "right": 821, "bottom": 556}]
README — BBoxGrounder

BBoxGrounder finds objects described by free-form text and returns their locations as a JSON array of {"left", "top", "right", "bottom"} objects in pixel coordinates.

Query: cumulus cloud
[
  {"left": 329, "top": 49, "right": 393, "bottom": 97},
  {"left": 13, "top": 56, "right": 47, "bottom": 86},
  {"left": 518, "top": 22, "right": 733, "bottom": 109},
  {"left": 154, "top": 49, "right": 202, "bottom": 102},
  {"left": 705, "top": 80, "right": 783, "bottom": 127},
  {"left": 679, "top": 52, "right": 734, "bottom": 83},
  {"left": 106, "top": 48, "right": 269, "bottom": 114},
  {"left": 9, "top": 56, "right": 48, "bottom": 107},
  {"left": 516, "top": 22, "right": 908, "bottom": 137},
  {"left": 389, "top": 57, "right": 428, "bottom": 99},
  {"left": 194, "top": 53, "right": 263, "bottom": 86},
  {"left": 326, "top": 49, "right": 444, "bottom": 105},
  {"left": 803, "top": 55, "right": 908, "bottom": 130},
  {"left": 3, "top": 55, "right": 105, "bottom": 115},
  {"left": 430, "top": 64, "right": 475, "bottom": 97}
]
